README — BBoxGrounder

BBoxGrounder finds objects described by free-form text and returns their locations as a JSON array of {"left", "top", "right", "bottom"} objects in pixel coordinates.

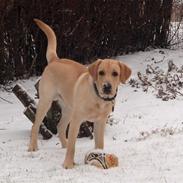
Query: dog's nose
[{"left": 103, "top": 83, "right": 112, "bottom": 94}]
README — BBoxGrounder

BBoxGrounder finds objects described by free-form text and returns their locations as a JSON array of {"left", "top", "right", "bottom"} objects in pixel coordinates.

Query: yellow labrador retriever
[{"left": 28, "top": 19, "right": 131, "bottom": 169}]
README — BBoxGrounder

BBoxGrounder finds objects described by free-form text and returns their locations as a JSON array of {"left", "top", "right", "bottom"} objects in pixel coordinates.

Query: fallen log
[
  {"left": 12, "top": 84, "right": 53, "bottom": 139},
  {"left": 24, "top": 104, "right": 52, "bottom": 139},
  {"left": 78, "top": 122, "right": 93, "bottom": 139},
  {"left": 12, "top": 84, "right": 36, "bottom": 107}
]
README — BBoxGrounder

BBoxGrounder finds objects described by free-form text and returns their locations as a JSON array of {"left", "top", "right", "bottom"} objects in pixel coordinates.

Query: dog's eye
[
  {"left": 99, "top": 70, "right": 105, "bottom": 76},
  {"left": 112, "top": 71, "right": 118, "bottom": 77}
]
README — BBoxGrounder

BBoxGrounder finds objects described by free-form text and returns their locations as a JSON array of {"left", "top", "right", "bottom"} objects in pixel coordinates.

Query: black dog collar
[{"left": 93, "top": 82, "right": 117, "bottom": 101}]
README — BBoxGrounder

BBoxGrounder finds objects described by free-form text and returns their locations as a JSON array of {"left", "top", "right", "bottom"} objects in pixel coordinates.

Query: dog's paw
[
  {"left": 63, "top": 160, "right": 74, "bottom": 169},
  {"left": 28, "top": 143, "right": 38, "bottom": 152}
]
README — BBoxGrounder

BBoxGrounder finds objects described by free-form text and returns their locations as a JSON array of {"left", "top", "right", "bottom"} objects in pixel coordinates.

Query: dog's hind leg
[
  {"left": 28, "top": 88, "right": 54, "bottom": 151},
  {"left": 57, "top": 106, "right": 71, "bottom": 148}
]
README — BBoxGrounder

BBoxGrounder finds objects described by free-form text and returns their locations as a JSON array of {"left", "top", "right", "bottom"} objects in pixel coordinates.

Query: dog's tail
[{"left": 34, "top": 18, "right": 58, "bottom": 62}]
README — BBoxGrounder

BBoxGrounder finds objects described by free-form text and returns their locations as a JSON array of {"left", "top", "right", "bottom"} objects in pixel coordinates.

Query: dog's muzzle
[
  {"left": 93, "top": 82, "right": 117, "bottom": 101},
  {"left": 103, "top": 83, "right": 112, "bottom": 94}
]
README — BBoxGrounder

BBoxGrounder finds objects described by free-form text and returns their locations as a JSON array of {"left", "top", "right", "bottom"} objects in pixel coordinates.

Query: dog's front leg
[
  {"left": 94, "top": 119, "right": 107, "bottom": 149},
  {"left": 63, "top": 115, "right": 81, "bottom": 169}
]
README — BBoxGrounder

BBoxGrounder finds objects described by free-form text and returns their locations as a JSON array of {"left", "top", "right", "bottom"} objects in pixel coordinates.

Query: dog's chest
[
  {"left": 95, "top": 102, "right": 108, "bottom": 110},
  {"left": 85, "top": 102, "right": 112, "bottom": 121}
]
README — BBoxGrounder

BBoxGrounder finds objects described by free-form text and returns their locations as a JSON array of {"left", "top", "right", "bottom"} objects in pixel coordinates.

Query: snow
[{"left": 1, "top": 49, "right": 183, "bottom": 183}]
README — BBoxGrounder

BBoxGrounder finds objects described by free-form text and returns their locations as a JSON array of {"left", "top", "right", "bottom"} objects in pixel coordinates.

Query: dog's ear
[
  {"left": 118, "top": 62, "right": 132, "bottom": 84},
  {"left": 88, "top": 59, "right": 102, "bottom": 81}
]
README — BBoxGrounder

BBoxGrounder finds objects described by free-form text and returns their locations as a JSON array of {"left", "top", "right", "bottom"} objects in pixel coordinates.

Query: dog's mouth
[
  {"left": 94, "top": 83, "right": 117, "bottom": 101},
  {"left": 100, "top": 91, "right": 117, "bottom": 100}
]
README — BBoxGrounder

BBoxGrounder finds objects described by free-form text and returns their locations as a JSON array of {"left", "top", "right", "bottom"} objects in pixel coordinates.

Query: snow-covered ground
[{"left": 1, "top": 49, "right": 183, "bottom": 183}]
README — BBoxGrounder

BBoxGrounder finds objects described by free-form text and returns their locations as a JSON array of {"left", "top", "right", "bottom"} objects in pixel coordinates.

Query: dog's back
[{"left": 42, "top": 59, "right": 86, "bottom": 105}]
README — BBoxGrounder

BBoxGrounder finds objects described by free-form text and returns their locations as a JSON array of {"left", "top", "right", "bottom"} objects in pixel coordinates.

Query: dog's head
[{"left": 88, "top": 59, "right": 131, "bottom": 100}]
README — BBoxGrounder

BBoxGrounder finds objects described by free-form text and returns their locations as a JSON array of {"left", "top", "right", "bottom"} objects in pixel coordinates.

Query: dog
[{"left": 28, "top": 19, "right": 131, "bottom": 169}]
